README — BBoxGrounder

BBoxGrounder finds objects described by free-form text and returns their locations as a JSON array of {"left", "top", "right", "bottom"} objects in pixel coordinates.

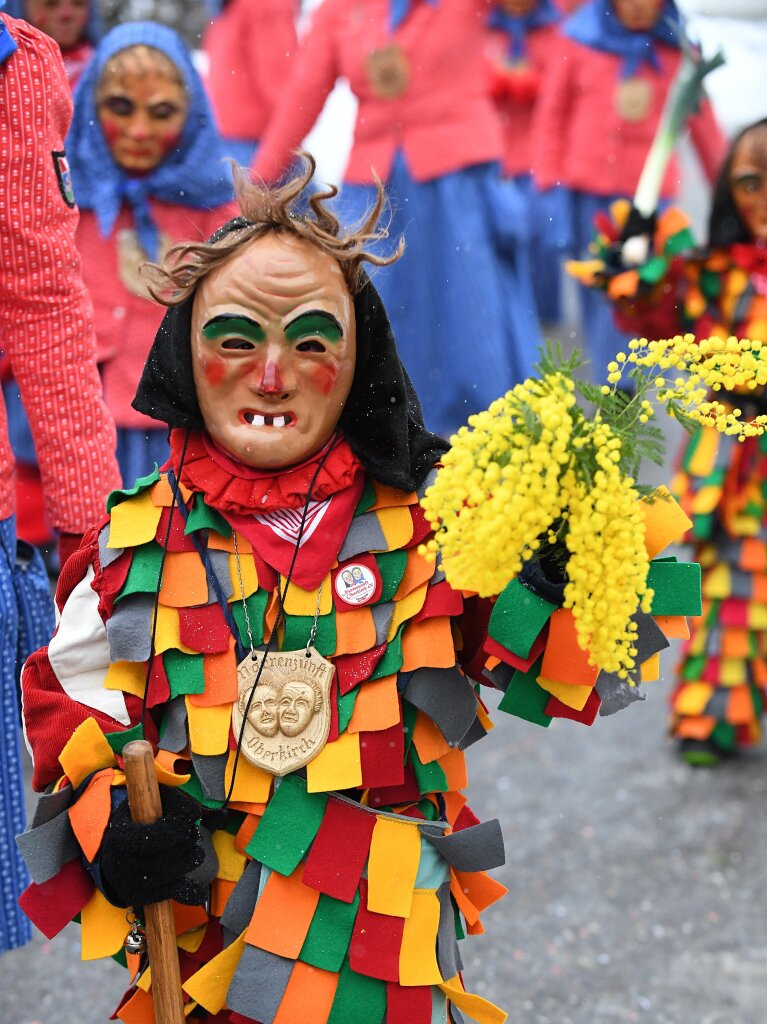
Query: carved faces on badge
[
  {"left": 729, "top": 125, "right": 767, "bottom": 242},
  {"left": 191, "top": 233, "right": 357, "bottom": 470},
  {"left": 96, "top": 45, "right": 188, "bottom": 175},
  {"left": 245, "top": 677, "right": 322, "bottom": 739},
  {"left": 612, "top": 0, "right": 665, "bottom": 32}
]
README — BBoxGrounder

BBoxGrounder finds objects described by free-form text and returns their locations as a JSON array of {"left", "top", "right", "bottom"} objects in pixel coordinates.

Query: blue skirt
[
  {"left": 116, "top": 427, "right": 170, "bottom": 488},
  {"left": 338, "top": 154, "right": 542, "bottom": 436}
]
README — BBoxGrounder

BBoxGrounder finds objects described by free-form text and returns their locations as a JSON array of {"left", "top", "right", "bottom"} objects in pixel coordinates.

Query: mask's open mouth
[{"left": 241, "top": 411, "right": 296, "bottom": 428}]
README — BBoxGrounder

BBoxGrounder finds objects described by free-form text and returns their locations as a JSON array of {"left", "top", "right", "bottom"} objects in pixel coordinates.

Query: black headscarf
[{"left": 133, "top": 223, "right": 447, "bottom": 491}]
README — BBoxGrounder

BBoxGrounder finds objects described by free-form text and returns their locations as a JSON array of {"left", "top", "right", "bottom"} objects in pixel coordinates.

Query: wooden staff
[{"left": 123, "top": 740, "right": 186, "bottom": 1024}]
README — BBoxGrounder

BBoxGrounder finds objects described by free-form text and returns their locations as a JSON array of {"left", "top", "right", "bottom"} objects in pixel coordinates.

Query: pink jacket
[
  {"left": 77, "top": 202, "right": 230, "bottom": 430},
  {"left": 487, "top": 24, "right": 559, "bottom": 178},
  {"left": 254, "top": 0, "right": 504, "bottom": 185},
  {"left": 0, "top": 16, "right": 120, "bottom": 532},
  {"left": 532, "top": 32, "right": 725, "bottom": 196},
  {"left": 203, "top": 0, "right": 297, "bottom": 142}
]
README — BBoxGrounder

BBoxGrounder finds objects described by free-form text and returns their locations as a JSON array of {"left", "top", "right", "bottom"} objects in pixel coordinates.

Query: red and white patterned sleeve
[{"left": 0, "top": 16, "right": 120, "bottom": 532}]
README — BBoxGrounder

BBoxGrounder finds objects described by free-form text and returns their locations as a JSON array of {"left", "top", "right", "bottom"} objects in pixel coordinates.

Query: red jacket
[
  {"left": 203, "top": 0, "right": 297, "bottom": 142},
  {"left": 487, "top": 24, "right": 559, "bottom": 178},
  {"left": 0, "top": 15, "right": 120, "bottom": 532},
  {"left": 532, "top": 32, "right": 725, "bottom": 196},
  {"left": 254, "top": 0, "right": 504, "bottom": 185},
  {"left": 77, "top": 202, "right": 231, "bottom": 430}
]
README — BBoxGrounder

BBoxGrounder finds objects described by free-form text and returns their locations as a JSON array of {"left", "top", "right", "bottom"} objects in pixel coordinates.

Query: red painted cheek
[
  {"left": 310, "top": 364, "right": 340, "bottom": 396},
  {"left": 159, "top": 130, "right": 182, "bottom": 157},
  {"left": 201, "top": 356, "right": 227, "bottom": 387},
  {"left": 100, "top": 118, "right": 121, "bottom": 147}
]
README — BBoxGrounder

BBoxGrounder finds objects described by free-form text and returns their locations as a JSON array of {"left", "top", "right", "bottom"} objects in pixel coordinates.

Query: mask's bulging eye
[
  {"left": 221, "top": 339, "right": 256, "bottom": 350},
  {"left": 296, "top": 340, "right": 327, "bottom": 353}
]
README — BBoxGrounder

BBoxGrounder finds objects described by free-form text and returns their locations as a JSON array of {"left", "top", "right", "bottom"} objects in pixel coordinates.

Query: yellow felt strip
[
  {"left": 376, "top": 505, "right": 414, "bottom": 550},
  {"left": 348, "top": 675, "right": 401, "bottom": 733},
  {"left": 536, "top": 676, "right": 593, "bottom": 711},
  {"left": 641, "top": 487, "right": 692, "bottom": 558},
  {"left": 640, "top": 653, "right": 660, "bottom": 683},
  {"left": 687, "top": 427, "right": 719, "bottom": 478},
  {"left": 80, "top": 887, "right": 130, "bottom": 960},
  {"left": 394, "top": 549, "right": 436, "bottom": 601},
  {"left": 305, "top": 730, "right": 362, "bottom": 792},
  {"left": 183, "top": 931, "right": 247, "bottom": 1013},
  {"left": 475, "top": 700, "right": 494, "bottom": 734},
  {"left": 186, "top": 699, "right": 232, "bottom": 756},
  {"left": 225, "top": 749, "right": 273, "bottom": 804},
  {"left": 211, "top": 829, "right": 247, "bottom": 882},
  {"left": 702, "top": 563, "right": 730, "bottom": 601},
  {"left": 208, "top": 531, "right": 251, "bottom": 553},
  {"left": 154, "top": 605, "right": 197, "bottom": 655},
  {"left": 228, "top": 553, "right": 259, "bottom": 601},
  {"left": 367, "top": 816, "right": 421, "bottom": 918},
  {"left": 104, "top": 660, "right": 146, "bottom": 699},
  {"left": 59, "top": 718, "right": 116, "bottom": 787},
  {"left": 720, "top": 658, "right": 746, "bottom": 686},
  {"left": 370, "top": 481, "right": 418, "bottom": 510},
  {"left": 398, "top": 889, "right": 443, "bottom": 985},
  {"left": 281, "top": 575, "right": 332, "bottom": 616},
  {"left": 690, "top": 485, "right": 722, "bottom": 517},
  {"left": 108, "top": 491, "right": 163, "bottom": 549},
  {"left": 439, "top": 975, "right": 508, "bottom": 1024},
  {"left": 749, "top": 604, "right": 767, "bottom": 630},
  {"left": 177, "top": 925, "right": 207, "bottom": 954},
  {"left": 675, "top": 682, "right": 712, "bottom": 716},
  {"left": 387, "top": 582, "right": 429, "bottom": 641}
]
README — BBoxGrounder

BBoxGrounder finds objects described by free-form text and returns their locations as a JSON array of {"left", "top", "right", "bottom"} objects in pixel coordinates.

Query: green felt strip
[
  {"left": 453, "top": 898, "right": 465, "bottom": 941},
  {"left": 111, "top": 947, "right": 128, "bottom": 969},
  {"left": 664, "top": 226, "right": 696, "bottom": 256},
  {"left": 164, "top": 649, "right": 206, "bottom": 696},
  {"left": 106, "top": 466, "right": 161, "bottom": 513},
  {"left": 299, "top": 890, "right": 360, "bottom": 972},
  {"left": 637, "top": 255, "right": 668, "bottom": 285},
  {"left": 751, "top": 683, "right": 764, "bottom": 718},
  {"left": 699, "top": 267, "right": 721, "bottom": 301},
  {"left": 680, "top": 654, "right": 706, "bottom": 682},
  {"left": 497, "top": 658, "right": 552, "bottom": 727},
  {"left": 116, "top": 541, "right": 163, "bottom": 602},
  {"left": 245, "top": 775, "right": 328, "bottom": 875},
  {"left": 647, "top": 560, "right": 702, "bottom": 616},
  {"left": 337, "top": 688, "right": 358, "bottom": 734},
  {"left": 371, "top": 629, "right": 403, "bottom": 679},
  {"left": 759, "top": 433, "right": 767, "bottom": 455},
  {"left": 489, "top": 578, "right": 557, "bottom": 658},
  {"left": 327, "top": 959, "right": 386, "bottom": 1024},
  {"left": 690, "top": 513, "right": 713, "bottom": 541},
  {"left": 411, "top": 745, "right": 448, "bottom": 794},
  {"left": 283, "top": 612, "right": 337, "bottom": 657},
  {"left": 710, "top": 720, "right": 736, "bottom": 751},
  {"left": 375, "top": 550, "right": 409, "bottom": 603},
  {"left": 105, "top": 723, "right": 144, "bottom": 756},
  {"left": 184, "top": 496, "right": 231, "bottom": 536},
  {"left": 680, "top": 429, "right": 701, "bottom": 472},
  {"left": 355, "top": 478, "right": 376, "bottom": 517},
  {"left": 232, "top": 590, "right": 268, "bottom": 649}
]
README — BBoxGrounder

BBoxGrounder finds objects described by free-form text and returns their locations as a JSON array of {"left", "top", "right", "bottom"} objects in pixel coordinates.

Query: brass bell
[{"left": 124, "top": 919, "right": 147, "bottom": 956}]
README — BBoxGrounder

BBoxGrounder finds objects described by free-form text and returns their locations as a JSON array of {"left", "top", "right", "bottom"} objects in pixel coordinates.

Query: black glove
[
  {"left": 619, "top": 205, "right": 657, "bottom": 244},
  {"left": 99, "top": 786, "right": 207, "bottom": 907}
]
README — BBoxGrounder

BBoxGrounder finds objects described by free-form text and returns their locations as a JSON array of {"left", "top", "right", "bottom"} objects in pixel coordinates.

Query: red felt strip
[
  {"left": 156, "top": 506, "right": 197, "bottom": 552},
  {"left": 302, "top": 797, "right": 376, "bottom": 902},
  {"left": 545, "top": 687, "right": 601, "bottom": 725},
  {"left": 349, "top": 878, "right": 405, "bottom": 982},
  {"left": 367, "top": 763, "right": 422, "bottom": 810},
  {"left": 484, "top": 629, "right": 546, "bottom": 672},
  {"left": 414, "top": 581, "right": 464, "bottom": 623},
  {"left": 386, "top": 980, "right": 433, "bottom": 1023},
  {"left": 334, "top": 643, "right": 387, "bottom": 695},
  {"left": 407, "top": 505, "right": 433, "bottom": 548},
  {"left": 359, "top": 722, "right": 405, "bottom": 790},
  {"left": 146, "top": 654, "right": 171, "bottom": 709},
  {"left": 18, "top": 858, "right": 94, "bottom": 939},
  {"left": 178, "top": 603, "right": 232, "bottom": 654},
  {"left": 95, "top": 548, "right": 133, "bottom": 619}
]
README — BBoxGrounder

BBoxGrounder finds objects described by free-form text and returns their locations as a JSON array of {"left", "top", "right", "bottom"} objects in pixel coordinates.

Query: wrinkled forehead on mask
[{"left": 96, "top": 43, "right": 185, "bottom": 93}]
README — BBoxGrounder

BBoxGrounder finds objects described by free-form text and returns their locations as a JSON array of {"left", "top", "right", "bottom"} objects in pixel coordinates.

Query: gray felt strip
[
  {"left": 371, "top": 602, "right": 395, "bottom": 647},
  {"left": 731, "top": 567, "right": 753, "bottom": 600},
  {"left": 105, "top": 593, "right": 154, "bottom": 662},
  {"left": 98, "top": 526, "right": 124, "bottom": 568},
  {"left": 338, "top": 514, "right": 388, "bottom": 561},
  {"left": 404, "top": 667, "right": 478, "bottom": 746},
  {"left": 158, "top": 697, "right": 188, "bottom": 753},
  {"left": 482, "top": 661, "right": 513, "bottom": 693},
  {"left": 220, "top": 859, "right": 262, "bottom": 937},
  {"left": 416, "top": 468, "right": 439, "bottom": 501},
  {"left": 596, "top": 673, "right": 646, "bottom": 716},
  {"left": 457, "top": 715, "right": 488, "bottom": 751},
  {"left": 207, "top": 549, "right": 233, "bottom": 601},
  {"left": 226, "top": 943, "right": 294, "bottom": 1024},
  {"left": 634, "top": 611, "right": 670, "bottom": 662},
  {"left": 186, "top": 827, "right": 219, "bottom": 886},
  {"left": 436, "top": 881, "right": 463, "bottom": 980},
  {"left": 16, "top": 812, "right": 80, "bottom": 884},
  {"left": 191, "top": 751, "right": 227, "bottom": 803},
  {"left": 450, "top": 1005, "right": 467, "bottom": 1024},
  {"left": 705, "top": 688, "right": 729, "bottom": 720},
  {"left": 423, "top": 819, "right": 505, "bottom": 872},
  {"left": 29, "top": 786, "right": 73, "bottom": 829},
  {"left": 222, "top": 926, "right": 239, "bottom": 949},
  {"left": 430, "top": 560, "right": 446, "bottom": 586}
]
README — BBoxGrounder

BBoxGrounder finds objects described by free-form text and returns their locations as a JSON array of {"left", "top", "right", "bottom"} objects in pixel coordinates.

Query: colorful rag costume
[
  {"left": 531, "top": 0, "right": 724, "bottom": 377},
  {"left": 0, "top": 10, "right": 120, "bottom": 953},
  {"left": 572, "top": 204, "right": 767, "bottom": 753},
  {"left": 67, "top": 22, "right": 233, "bottom": 486},
  {"left": 17, "top": 247, "right": 700, "bottom": 1020},
  {"left": 253, "top": 0, "right": 542, "bottom": 437},
  {"left": 486, "top": 0, "right": 566, "bottom": 323}
]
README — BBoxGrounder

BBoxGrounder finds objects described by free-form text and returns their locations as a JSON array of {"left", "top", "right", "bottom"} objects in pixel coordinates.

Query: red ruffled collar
[
  {"left": 730, "top": 242, "right": 767, "bottom": 276},
  {"left": 168, "top": 429, "right": 363, "bottom": 514}
]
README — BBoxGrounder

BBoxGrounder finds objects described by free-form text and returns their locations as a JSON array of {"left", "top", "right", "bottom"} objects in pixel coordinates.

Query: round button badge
[{"left": 334, "top": 563, "right": 377, "bottom": 606}]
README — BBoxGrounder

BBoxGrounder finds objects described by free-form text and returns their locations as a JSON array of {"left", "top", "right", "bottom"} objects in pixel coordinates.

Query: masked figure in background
[
  {"left": 66, "top": 21, "right": 233, "bottom": 487},
  {"left": 253, "top": 0, "right": 542, "bottom": 438},
  {"left": 2, "top": 0, "right": 101, "bottom": 84},
  {"left": 14, "top": 156, "right": 691, "bottom": 1022},
  {"left": 532, "top": 0, "right": 724, "bottom": 379}
]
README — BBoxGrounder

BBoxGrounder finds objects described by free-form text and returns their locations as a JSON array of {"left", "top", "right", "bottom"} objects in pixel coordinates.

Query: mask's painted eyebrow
[
  {"left": 284, "top": 310, "right": 343, "bottom": 342},
  {"left": 201, "top": 314, "right": 265, "bottom": 342}
]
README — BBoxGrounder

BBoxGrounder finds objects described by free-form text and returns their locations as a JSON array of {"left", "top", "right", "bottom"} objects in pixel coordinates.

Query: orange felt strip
[
  {"left": 234, "top": 814, "right": 260, "bottom": 855},
  {"left": 740, "top": 537, "right": 767, "bottom": 573},
  {"left": 334, "top": 606, "right": 377, "bottom": 656},
  {"left": 727, "top": 686, "right": 755, "bottom": 725},
  {"left": 607, "top": 269, "right": 640, "bottom": 299},
  {"left": 654, "top": 615, "right": 690, "bottom": 640},
  {"left": 149, "top": 477, "right": 174, "bottom": 507},
  {"left": 753, "top": 575, "right": 767, "bottom": 603},
  {"left": 450, "top": 876, "right": 480, "bottom": 927},
  {"left": 208, "top": 530, "right": 252, "bottom": 553},
  {"left": 159, "top": 552, "right": 209, "bottom": 608},
  {"left": 394, "top": 549, "right": 437, "bottom": 601},
  {"left": 245, "top": 863, "right": 320, "bottom": 957},
  {"left": 721, "top": 629, "right": 750, "bottom": 660},
  {"left": 466, "top": 918, "right": 486, "bottom": 936},
  {"left": 412, "top": 711, "right": 452, "bottom": 764},
  {"left": 453, "top": 869, "right": 508, "bottom": 915},
  {"left": 641, "top": 487, "right": 692, "bottom": 558},
  {"left": 211, "top": 878, "right": 237, "bottom": 918},
  {"left": 656, "top": 206, "right": 691, "bottom": 247},
  {"left": 753, "top": 659, "right": 767, "bottom": 688},
  {"left": 370, "top": 481, "right": 418, "bottom": 510},
  {"left": 539, "top": 609, "right": 599, "bottom": 687},
  {"left": 273, "top": 961, "right": 339, "bottom": 1024},
  {"left": 442, "top": 790, "right": 468, "bottom": 826},
  {"left": 67, "top": 769, "right": 114, "bottom": 862},
  {"left": 401, "top": 617, "right": 455, "bottom": 671},
  {"left": 439, "top": 747, "right": 468, "bottom": 791},
  {"left": 172, "top": 902, "right": 209, "bottom": 936},
  {"left": 264, "top": 591, "right": 280, "bottom": 637},
  {"left": 674, "top": 715, "right": 716, "bottom": 740},
  {"left": 115, "top": 985, "right": 155, "bottom": 1024},
  {"left": 190, "top": 642, "right": 238, "bottom": 707},
  {"left": 347, "top": 675, "right": 400, "bottom": 733}
]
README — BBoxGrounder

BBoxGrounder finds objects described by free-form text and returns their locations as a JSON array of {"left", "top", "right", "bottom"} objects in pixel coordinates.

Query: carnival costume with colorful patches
[
  {"left": 66, "top": 21, "right": 233, "bottom": 486},
  {"left": 18, "top": 170, "right": 697, "bottom": 1022},
  {"left": 569, "top": 118, "right": 767, "bottom": 764}
]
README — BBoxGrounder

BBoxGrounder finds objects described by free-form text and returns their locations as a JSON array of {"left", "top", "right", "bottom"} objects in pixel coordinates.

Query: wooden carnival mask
[{"left": 730, "top": 127, "right": 767, "bottom": 243}]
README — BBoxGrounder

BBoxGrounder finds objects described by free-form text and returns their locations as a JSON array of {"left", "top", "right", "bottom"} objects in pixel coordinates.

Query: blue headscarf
[
  {"left": 563, "top": 1, "right": 681, "bottom": 78},
  {"left": 0, "top": 3, "right": 18, "bottom": 66},
  {"left": 487, "top": 1, "right": 560, "bottom": 62},
  {"left": 67, "top": 21, "right": 232, "bottom": 260},
  {"left": 1, "top": 0, "right": 103, "bottom": 44},
  {"left": 390, "top": 0, "right": 437, "bottom": 33}
]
